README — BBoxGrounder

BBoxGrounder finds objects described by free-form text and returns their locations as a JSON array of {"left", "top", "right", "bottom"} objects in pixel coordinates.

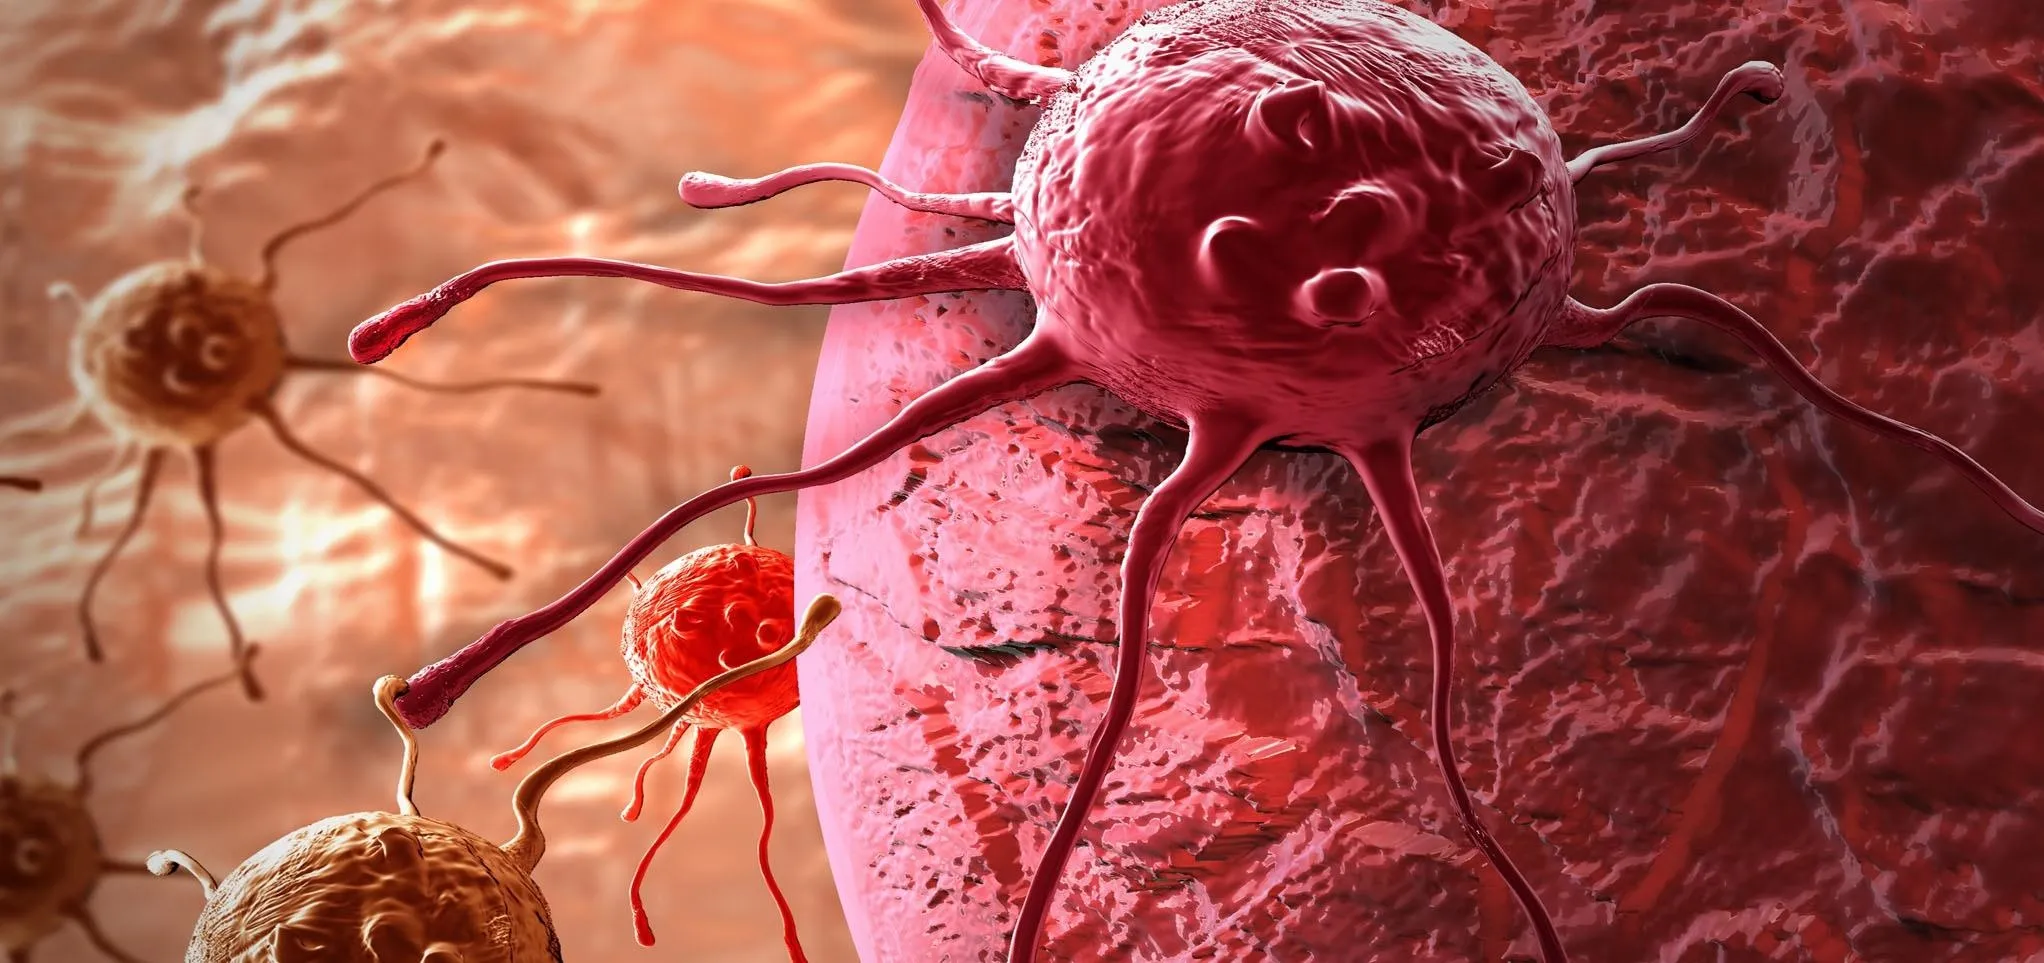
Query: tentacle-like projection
[
  {"left": 373, "top": 675, "right": 423, "bottom": 817},
  {"left": 682, "top": 162, "right": 1014, "bottom": 223},
  {"left": 78, "top": 448, "right": 164, "bottom": 663},
  {"left": 623, "top": 721, "right": 688, "bottom": 822},
  {"left": 349, "top": 237, "right": 1028, "bottom": 364},
  {"left": 911, "top": 0, "right": 1073, "bottom": 103},
  {"left": 1008, "top": 415, "right": 1267, "bottom": 963},
  {"left": 144, "top": 850, "right": 218, "bottom": 900},
  {"left": 1552, "top": 286, "right": 2044, "bottom": 534},
  {"left": 0, "top": 476, "right": 38, "bottom": 491},
  {"left": 191, "top": 445, "right": 261, "bottom": 700},
  {"left": 68, "top": 909, "right": 142, "bottom": 963},
  {"left": 76, "top": 442, "right": 138, "bottom": 534},
  {"left": 252, "top": 401, "right": 514, "bottom": 579},
  {"left": 743, "top": 726, "right": 805, "bottom": 961},
  {"left": 491, "top": 685, "right": 647, "bottom": 771},
  {"left": 288, "top": 355, "right": 600, "bottom": 397},
  {"left": 630, "top": 726, "right": 721, "bottom": 946},
  {"left": 1345, "top": 435, "right": 1568, "bottom": 963},
  {"left": 257, "top": 139, "right": 446, "bottom": 292},
  {"left": 74, "top": 646, "right": 254, "bottom": 797},
  {"left": 392, "top": 332, "right": 1081, "bottom": 729},
  {"left": 1566, "top": 61, "right": 1784, "bottom": 184}
]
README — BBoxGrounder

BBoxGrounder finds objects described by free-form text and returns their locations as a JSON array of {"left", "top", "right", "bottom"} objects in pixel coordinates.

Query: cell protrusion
[
  {"left": 348, "top": 237, "right": 1032, "bottom": 365},
  {"left": 1566, "top": 60, "right": 1788, "bottom": 183},
  {"left": 1464, "top": 143, "right": 1546, "bottom": 212},
  {"left": 1295, "top": 267, "right": 1387, "bottom": 327},
  {"left": 1313, "top": 183, "right": 1418, "bottom": 260},
  {"left": 911, "top": 0, "right": 1073, "bottom": 103},
  {"left": 680, "top": 162, "right": 1016, "bottom": 223},
  {"left": 145, "top": 849, "right": 216, "bottom": 899},
  {"left": 1245, "top": 79, "right": 1334, "bottom": 151},
  {"left": 1194, "top": 215, "right": 1267, "bottom": 291}
]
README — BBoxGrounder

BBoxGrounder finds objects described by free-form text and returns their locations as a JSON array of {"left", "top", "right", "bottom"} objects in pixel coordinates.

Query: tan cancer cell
[{"left": 39, "top": 142, "right": 601, "bottom": 701}]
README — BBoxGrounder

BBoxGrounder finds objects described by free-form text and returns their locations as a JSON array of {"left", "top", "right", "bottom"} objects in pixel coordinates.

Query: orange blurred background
[{"left": 0, "top": 1, "right": 930, "bottom": 959}]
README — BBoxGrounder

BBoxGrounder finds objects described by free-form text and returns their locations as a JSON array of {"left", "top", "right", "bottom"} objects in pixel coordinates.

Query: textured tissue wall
[
  {"left": 0, "top": 1, "right": 2038, "bottom": 962},
  {"left": 796, "top": 1, "right": 2044, "bottom": 961},
  {"left": 0, "top": 1, "right": 925, "bottom": 960}
]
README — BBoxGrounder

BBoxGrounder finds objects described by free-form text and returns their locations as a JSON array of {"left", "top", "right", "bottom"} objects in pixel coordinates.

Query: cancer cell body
[
  {"left": 796, "top": 0, "right": 1570, "bottom": 959},
  {"left": 183, "top": 812, "right": 560, "bottom": 963}
]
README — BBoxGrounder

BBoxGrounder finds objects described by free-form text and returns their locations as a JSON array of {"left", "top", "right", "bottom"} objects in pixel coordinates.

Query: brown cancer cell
[{"left": 0, "top": 655, "right": 251, "bottom": 963}]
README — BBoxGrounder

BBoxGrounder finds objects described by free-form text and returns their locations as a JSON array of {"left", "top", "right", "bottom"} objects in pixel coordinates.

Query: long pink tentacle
[
  {"left": 1547, "top": 286, "right": 2044, "bottom": 534},
  {"left": 623, "top": 720, "right": 689, "bottom": 822},
  {"left": 911, "top": 0, "right": 1073, "bottom": 103},
  {"left": 348, "top": 237, "right": 1026, "bottom": 363},
  {"left": 743, "top": 726, "right": 807, "bottom": 962},
  {"left": 631, "top": 726, "right": 721, "bottom": 946},
  {"left": 490, "top": 685, "right": 646, "bottom": 771},
  {"left": 1567, "top": 62, "right": 1784, "bottom": 183},
  {"left": 393, "top": 332, "right": 1081, "bottom": 729},
  {"left": 1008, "top": 416, "right": 1266, "bottom": 963},
  {"left": 681, "top": 162, "right": 1013, "bottom": 223},
  {"left": 1347, "top": 435, "right": 1568, "bottom": 963}
]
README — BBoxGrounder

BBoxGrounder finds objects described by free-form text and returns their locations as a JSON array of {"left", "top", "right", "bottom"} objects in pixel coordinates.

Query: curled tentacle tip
[
  {"left": 802, "top": 593, "right": 844, "bottom": 632},
  {"left": 730, "top": 464, "right": 753, "bottom": 481},
  {"left": 678, "top": 171, "right": 742, "bottom": 207},
  {"left": 391, "top": 680, "right": 448, "bottom": 731},
  {"left": 489, "top": 755, "right": 516, "bottom": 771},
  {"left": 373, "top": 675, "right": 410, "bottom": 711},
  {"left": 1739, "top": 61, "right": 1786, "bottom": 102},
  {"left": 349, "top": 292, "right": 451, "bottom": 363}
]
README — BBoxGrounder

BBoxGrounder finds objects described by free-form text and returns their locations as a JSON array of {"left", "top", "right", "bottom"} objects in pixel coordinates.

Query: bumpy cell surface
[
  {"left": 623, "top": 544, "right": 797, "bottom": 730},
  {"left": 184, "top": 812, "right": 560, "bottom": 963},
  {"left": 1012, "top": 0, "right": 1572, "bottom": 437},
  {"left": 71, "top": 261, "right": 286, "bottom": 448}
]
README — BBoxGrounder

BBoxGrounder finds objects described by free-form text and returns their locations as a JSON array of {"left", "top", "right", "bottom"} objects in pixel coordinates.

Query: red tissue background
[
  {"left": 0, "top": 0, "right": 2037, "bottom": 961},
  {"left": 795, "top": 0, "right": 2044, "bottom": 961}
]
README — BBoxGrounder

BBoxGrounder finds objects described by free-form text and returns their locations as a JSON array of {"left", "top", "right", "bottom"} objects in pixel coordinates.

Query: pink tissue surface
[{"left": 795, "top": 1, "right": 2044, "bottom": 961}]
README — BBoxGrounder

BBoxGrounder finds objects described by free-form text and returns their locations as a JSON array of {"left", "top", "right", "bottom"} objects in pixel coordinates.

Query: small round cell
[{"left": 70, "top": 261, "right": 286, "bottom": 450}]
